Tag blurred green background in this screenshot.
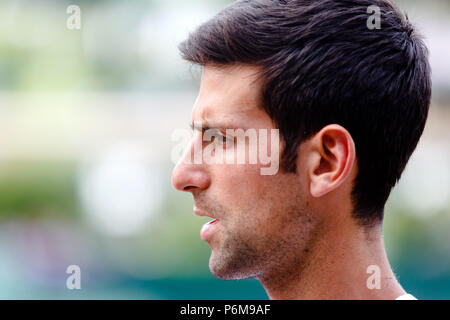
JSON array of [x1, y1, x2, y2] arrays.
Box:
[[0, 0, 449, 299]]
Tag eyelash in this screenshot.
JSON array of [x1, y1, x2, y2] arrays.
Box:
[[189, 124, 232, 144], [214, 132, 230, 144]]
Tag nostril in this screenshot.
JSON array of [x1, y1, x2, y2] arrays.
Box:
[[171, 166, 211, 192]]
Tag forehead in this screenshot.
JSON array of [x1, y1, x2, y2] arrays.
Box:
[[192, 64, 271, 128]]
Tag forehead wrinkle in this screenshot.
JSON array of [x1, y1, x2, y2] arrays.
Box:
[[194, 98, 251, 123], [192, 65, 266, 127]]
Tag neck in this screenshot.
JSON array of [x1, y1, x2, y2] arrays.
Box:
[[258, 219, 406, 300]]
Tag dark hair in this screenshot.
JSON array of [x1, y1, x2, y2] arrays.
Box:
[[178, 0, 432, 225]]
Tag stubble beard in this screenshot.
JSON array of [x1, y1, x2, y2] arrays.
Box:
[[209, 230, 263, 280], [208, 205, 316, 283]]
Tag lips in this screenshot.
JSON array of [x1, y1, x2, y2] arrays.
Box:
[[194, 207, 219, 241], [200, 218, 219, 241]]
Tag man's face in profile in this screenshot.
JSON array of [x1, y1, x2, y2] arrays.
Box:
[[171, 0, 432, 300], [172, 65, 317, 282]]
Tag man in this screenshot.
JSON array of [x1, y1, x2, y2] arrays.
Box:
[[171, 0, 431, 300]]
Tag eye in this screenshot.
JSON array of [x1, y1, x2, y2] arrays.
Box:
[[214, 131, 233, 145], [207, 131, 223, 144], [200, 128, 234, 146], [215, 132, 227, 144]]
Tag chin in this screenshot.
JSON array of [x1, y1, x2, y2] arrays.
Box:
[[209, 253, 256, 281]]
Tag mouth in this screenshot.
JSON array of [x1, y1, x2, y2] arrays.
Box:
[[200, 218, 219, 241], [194, 207, 219, 241]]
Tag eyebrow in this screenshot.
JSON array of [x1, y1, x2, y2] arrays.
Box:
[[190, 121, 244, 132]]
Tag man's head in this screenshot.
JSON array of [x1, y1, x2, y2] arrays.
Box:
[[171, 0, 431, 281]]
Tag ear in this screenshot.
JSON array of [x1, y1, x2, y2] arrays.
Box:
[[308, 124, 356, 198]]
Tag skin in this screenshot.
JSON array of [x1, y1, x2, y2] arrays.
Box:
[[171, 64, 407, 300]]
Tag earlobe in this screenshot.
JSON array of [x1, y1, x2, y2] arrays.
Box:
[[310, 174, 334, 198], [309, 125, 356, 198]]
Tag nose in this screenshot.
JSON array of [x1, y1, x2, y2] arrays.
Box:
[[171, 140, 211, 192]]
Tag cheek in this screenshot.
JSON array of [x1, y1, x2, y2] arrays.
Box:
[[211, 164, 268, 205], [208, 164, 303, 231], [215, 168, 286, 232]]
